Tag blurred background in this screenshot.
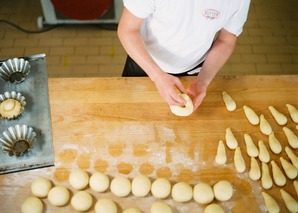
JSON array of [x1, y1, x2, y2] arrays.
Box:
[[0, 0, 297, 78]]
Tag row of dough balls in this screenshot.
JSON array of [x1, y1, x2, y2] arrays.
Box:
[[22, 168, 234, 213]]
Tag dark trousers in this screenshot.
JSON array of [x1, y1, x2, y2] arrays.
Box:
[[122, 55, 203, 77]]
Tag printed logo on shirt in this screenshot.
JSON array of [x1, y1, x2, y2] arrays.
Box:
[[202, 9, 220, 20]]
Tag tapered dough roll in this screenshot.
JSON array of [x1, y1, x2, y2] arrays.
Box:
[[213, 180, 233, 201], [31, 177, 52, 198], [249, 157, 261, 181], [258, 140, 270, 163], [222, 91, 236, 112], [271, 160, 286, 187], [286, 104, 298, 123], [261, 162, 273, 189], [215, 140, 227, 165], [283, 127, 298, 149], [260, 114, 272, 135], [225, 127, 238, 149], [21, 197, 43, 213], [268, 106, 287, 125], [268, 132, 282, 154], [171, 182, 193, 202], [280, 157, 298, 180], [285, 146, 298, 169], [294, 181, 298, 196], [69, 168, 89, 190], [280, 189, 298, 213], [234, 147, 246, 173], [193, 182, 214, 204], [244, 133, 259, 157], [243, 105, 259, 125], [203, 203, 225, 213], [261, 191, 280, 213], [170, 94, 194, 116]]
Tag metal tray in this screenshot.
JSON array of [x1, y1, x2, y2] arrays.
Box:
[[0, 53, 54, 174]]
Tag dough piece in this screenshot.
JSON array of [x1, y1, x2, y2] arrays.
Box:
[[151, 178, 171, 199], [171, 182, 193, 202], [203, 203, 225, 213], [89, 172, 110, 192], [213, 180, 233, 201], [0, 99, 22, 119], [296, 125, 298, 130], [280, 189, 298, 213], [244, 133, 259, 157], [110, 176, 131, 197], [294, 181, 298, 196], [286, 104, 298, 123], [71, 191, 93, 212], [261, 191, 280, 213], [31, 177, 52, 198], [123, 208, 142, 213], [215, 140, 227, 165], [268, 106, 287, 125], [268, 132, 282, 154], [95, 199, 117, 213], [249, 157, 261, 181], [280, 157, 298, 180], [21, 197, 43, 213], [225, 127, 238, 149], [132, 174, 151, 197], [258, 140, 270, 163], [222, 91, 236, 112], [48, 186, 70, 207], [150, 202, 172, 213], [283, 127, 298, 149], [234, 147, 246, 173], [169, 94, 193, 116], [285, 146, 298, 169], [271, 160, 286, 187], [243, 105, 259, 125], [260, 114, 272, 135], [69, 168, 89, 190], [261, 162, 273, 189], [193, 182, 214, 204]]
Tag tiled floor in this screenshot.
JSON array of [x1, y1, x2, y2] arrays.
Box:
[[0, 0, 297, 77]]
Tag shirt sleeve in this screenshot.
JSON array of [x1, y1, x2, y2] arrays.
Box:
[[223, 0, 251, 36], [123, 0, 155, 19]]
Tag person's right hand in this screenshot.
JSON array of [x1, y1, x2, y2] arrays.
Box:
[[153, 72, 186, 106]]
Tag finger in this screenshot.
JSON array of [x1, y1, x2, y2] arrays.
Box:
[[174, 78, 186, 94], [170, 92, 186, 106], [193, 93, 205, 110]]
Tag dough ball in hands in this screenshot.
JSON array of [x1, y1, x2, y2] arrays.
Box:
[[131, 174, 151, 197], [71, 191, 93, 212], [110, 176, 131, 197], [150, 202, 172, 213], [151, 178, 171, 199], [21, 197, 43, 213], [95, 199, 117, 213], [170, 94, 194, 116], [31, 177, 52, 198], [47, 185, 70, 207], [69, 168, 89, 190], [89, 172, 110, 192], [213, 180, 233, 201], [171, 182, 193, 202]]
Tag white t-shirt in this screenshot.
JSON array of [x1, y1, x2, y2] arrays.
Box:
[[123, 0, 250, 74]]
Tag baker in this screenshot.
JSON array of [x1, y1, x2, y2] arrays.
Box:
[[117, 0, 251, 111]]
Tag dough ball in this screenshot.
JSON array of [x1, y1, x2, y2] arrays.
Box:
[[21, 197, 43, 213], [110, 176, 131, 197], [213, 180, 233, 201], [123, 207, 142, 213], [69, 168, 89, 190], [171, 182, 193, 202], [193, 182, 214, 204], [170, 94, 194, 116], [89, 172, 110, 192], [71, 191, 93, 212], [95, 198, 117, 213], [132, 174, 151, 197], [31, 177, 52, 198], [47, 185, 70, 207], [150, 202, 172, 213], [151, 178, 171, 199], [203, 203, 225, 213]]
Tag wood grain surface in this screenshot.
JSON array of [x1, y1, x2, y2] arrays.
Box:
[[0, 75, 297, 213]]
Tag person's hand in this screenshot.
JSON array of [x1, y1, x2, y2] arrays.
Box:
[[186, 78, 207, 110], [153, 72, 187, 106]]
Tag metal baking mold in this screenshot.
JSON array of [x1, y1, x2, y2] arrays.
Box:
[[0, 91, 26, 120], [0, 58, 31, 83], [1, 124, 36, 157]]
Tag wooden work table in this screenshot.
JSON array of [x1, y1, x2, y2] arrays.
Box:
[[0, 75, 297, 212]]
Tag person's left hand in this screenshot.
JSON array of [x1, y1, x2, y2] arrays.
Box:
[[186, 79, 207, 111]]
